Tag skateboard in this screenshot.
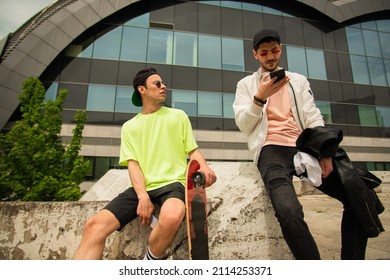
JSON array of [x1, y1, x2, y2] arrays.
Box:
[[185, 159, 209, 260]]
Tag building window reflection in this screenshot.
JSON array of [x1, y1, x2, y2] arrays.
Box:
[[173, 32, 198, 66], [375, 106, 390, 127], [316, 101, 332, 124], [198, 35, 221, 69], [124, 13, 150, 27], [45, 82, 58, 102], [363, 29, 382, 58], [286, 46, 308, 77], [358, 105, 379, 126], [171, 90, 197, 116], [147, 29, 173, 64], [367, 57, 388, 86], [92, 27, 122, 60], [379, 32, 390, 59], [347, 22, 390, 86], [350, 55, 370, 85], [121, 27, 148, 62], [198, 92, 223, 117], [115, 86, 141, 113], [223, 94, 235, 119], [222, 38, 244, 70], [306, 49, 327, 80], [86, 85, 116, 112]]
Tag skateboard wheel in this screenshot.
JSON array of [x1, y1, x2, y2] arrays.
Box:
[[192, 172, 206, 185]]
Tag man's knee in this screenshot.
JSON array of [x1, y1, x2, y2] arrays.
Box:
[[83, 210, 119, 237], [263, 163, 290, 189], [160, 200, 185, 228]]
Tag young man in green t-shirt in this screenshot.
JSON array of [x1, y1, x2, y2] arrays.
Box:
[[74, 68, 216, 260]]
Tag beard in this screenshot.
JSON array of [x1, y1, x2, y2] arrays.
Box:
[[260, 59, 279, 72]]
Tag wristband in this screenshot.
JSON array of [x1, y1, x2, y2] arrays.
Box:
[[253, 99, 264, 107], [253, 95, 267, 104]]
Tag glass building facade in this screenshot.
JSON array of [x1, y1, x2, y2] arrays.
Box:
[[37, 1, 390, 180]]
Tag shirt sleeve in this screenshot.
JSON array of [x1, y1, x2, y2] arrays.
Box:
[[119, 123, 137, 166], [182, 112, 198, 154]]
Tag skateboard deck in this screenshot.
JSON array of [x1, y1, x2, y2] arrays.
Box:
[[185, 159, 209, 260]]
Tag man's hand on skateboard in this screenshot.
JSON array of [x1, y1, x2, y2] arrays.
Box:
[[197, 166, 217, 188]]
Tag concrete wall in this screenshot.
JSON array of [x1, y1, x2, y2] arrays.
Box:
[[0, 162, 388, 260]]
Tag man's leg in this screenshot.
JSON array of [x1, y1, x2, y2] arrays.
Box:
[[73, 209, 120, 259], [147, 197, 185, 258], [258, 145, 320, 259], [319, 172, 368, 259]]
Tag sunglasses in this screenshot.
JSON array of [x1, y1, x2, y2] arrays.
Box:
[[152, 81, 167, 88], [258, 49, 281, 57]]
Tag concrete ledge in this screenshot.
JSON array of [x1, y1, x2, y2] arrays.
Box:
[[1, 162, 388, 260], [0, 162, 293, 260]]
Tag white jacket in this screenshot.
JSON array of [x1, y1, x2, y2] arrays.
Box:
[[233, 69, 325, 164]]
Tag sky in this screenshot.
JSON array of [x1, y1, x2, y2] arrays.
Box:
[[0, 0, 55, 39]]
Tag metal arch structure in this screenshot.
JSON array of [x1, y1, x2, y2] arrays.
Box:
[[0, 0, 143, 130], [297, 0, 390, 24], [0, 0, 389, 131]]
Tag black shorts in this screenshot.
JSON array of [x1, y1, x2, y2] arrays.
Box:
[[104, 181, 185, 230]]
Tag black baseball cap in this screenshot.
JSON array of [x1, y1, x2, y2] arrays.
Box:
[[253, 29, 281, 50], [132, 68, 158, 107]]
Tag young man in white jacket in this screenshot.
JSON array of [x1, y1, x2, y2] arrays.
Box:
[[233, 29, 368, 259]]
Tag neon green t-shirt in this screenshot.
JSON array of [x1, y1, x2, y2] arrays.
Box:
[[119, 107, 198, 191]]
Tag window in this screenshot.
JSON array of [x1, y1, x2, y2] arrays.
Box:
[[80, 44, 93, 58], [385, 59, 390, 85], [198, 0, 220, 6], [115, 86, 141, 113], [347, 21, 390, 86], [171, 90, 197, 116], [346, 27, 365, 55], [358, 105, 378, 126], [147, 29, 173, 64], [86, 85, 116, 112], [222, 38, 244, 70], [67, 43, 93, 58], [316, 101, 332, 124], [173, 32, 197, 66], [376, 106, 390, 127], [121, 27, 148, 62], [45, 82, 58, 102], [286, 47, 327, 80], [361, 21, 377, 31], [363, 30, 382, 58], [220, 1, 242, 9], [367, 57, 387, 86], [286, 46, 308, 77], [92, 27, 122, 60], [262, 6, 283, 16], [124, 13, 150, 28], [242, 3, 262, 12], [350, 55, 370, 85], [306, 49, 327, 80], [223, 94, 235, 118], [377, 19, 390, 32], [379, 32, 390, 59], [198, 35, 221, 69], [198, 92, 222, 117]]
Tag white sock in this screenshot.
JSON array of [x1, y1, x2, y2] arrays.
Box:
[[143, 246, 160, 260]]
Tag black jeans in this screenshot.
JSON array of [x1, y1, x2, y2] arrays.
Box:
[[257, 145, 368, 260]]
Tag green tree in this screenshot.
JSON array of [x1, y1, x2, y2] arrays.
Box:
[[0, 77, 90, 201]]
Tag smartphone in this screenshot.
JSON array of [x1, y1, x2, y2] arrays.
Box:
[[150, 214, 158, 229], [270, 68, 286, 83]]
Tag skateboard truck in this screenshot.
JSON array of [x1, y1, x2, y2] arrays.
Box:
[[192, 172, 205, 188]]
